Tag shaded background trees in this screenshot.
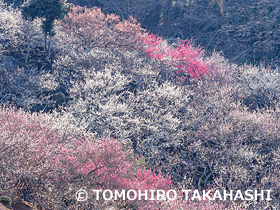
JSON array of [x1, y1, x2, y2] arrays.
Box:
[[28, 0, 278, 67]]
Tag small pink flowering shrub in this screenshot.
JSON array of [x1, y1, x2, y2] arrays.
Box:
[[57, 5, 143, 51], [138, 33, 209, 80]]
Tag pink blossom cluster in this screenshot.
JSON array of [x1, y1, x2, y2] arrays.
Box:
[[0, 108, 173, 208], [138, 33, 209, 80]]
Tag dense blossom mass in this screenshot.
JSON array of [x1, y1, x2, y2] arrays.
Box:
[[0, 1, 279, 209]]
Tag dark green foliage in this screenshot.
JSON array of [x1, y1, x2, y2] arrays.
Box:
[[0, 196, 11, 208], [22, 0, 71, 35], [21, 0, 71, 51], [52, 92, 66, 105]]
